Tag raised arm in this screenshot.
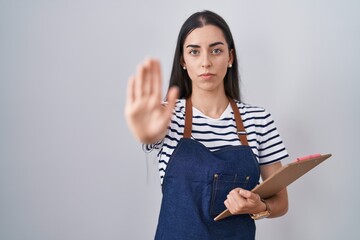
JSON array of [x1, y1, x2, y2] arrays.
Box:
[[124, 58, 179, 144]]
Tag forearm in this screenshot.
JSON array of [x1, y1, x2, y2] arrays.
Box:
[[258, 162, 289, 218], [265, 188, 288, 218]]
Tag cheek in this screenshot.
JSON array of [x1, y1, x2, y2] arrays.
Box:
[[218, 60, 230, 73], [186, 68, 197, 81], [183, 56, 194, 67]]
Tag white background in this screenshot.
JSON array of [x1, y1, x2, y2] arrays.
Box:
[[1, 0, 359, 239]]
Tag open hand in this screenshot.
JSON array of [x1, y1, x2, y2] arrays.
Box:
[[125, 59, 179, 143]]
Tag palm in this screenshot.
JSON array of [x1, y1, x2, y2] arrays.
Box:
[[125, 59, 179, 143]]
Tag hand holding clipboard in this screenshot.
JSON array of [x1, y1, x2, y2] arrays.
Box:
[[214, 153, 332, 221]]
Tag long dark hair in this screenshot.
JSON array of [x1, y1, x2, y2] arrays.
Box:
[[168, 10, 241, 101]]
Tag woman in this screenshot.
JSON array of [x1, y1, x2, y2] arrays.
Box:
[[125, 10, 288, 240]]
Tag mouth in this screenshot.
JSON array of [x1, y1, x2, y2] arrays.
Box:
[[199, 73, 215, 80]]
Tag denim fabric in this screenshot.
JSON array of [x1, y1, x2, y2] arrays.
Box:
[[155, 138, 260, 240]]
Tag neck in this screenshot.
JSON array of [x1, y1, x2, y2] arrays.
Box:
[[191, 92, 229, 119]]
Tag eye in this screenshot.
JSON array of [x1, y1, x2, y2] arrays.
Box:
[[211, 48, 223, 55], [189, 49, 200, 55]]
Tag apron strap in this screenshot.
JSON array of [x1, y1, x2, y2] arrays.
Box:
[[229, 98, 249, 146], [183, 97, 193, 139], [184, 97, 249, 146]]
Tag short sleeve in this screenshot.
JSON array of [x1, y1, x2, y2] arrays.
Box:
[[257, 110, 289, 165]]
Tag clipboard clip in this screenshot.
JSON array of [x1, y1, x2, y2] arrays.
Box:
[[295, 154, 322, 162]]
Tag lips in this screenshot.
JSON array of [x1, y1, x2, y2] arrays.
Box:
[[199, 73, 215, 80]]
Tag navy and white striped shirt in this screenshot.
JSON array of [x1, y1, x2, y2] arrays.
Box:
[[146, 99, 288, 184]]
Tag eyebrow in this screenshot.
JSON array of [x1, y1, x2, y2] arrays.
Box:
[[186, 41, 225, 48]]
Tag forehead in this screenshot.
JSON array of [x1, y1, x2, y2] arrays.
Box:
[[184, 25, 227, 46]]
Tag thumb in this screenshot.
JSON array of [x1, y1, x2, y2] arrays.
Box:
[[238, 188, 254, 199], [166, 86, 179, 112]]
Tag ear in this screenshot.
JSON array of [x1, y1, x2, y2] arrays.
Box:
[[228, 49, 234, 65], [180, 55, 186, 69]]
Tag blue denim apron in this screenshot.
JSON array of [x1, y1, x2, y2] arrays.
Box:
[[155, 98, 260, 240]]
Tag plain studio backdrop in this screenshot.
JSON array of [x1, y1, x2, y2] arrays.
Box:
[[1, 0, 359, 239]]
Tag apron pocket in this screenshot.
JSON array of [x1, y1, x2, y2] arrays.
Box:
[[209, 173, 251, 217]]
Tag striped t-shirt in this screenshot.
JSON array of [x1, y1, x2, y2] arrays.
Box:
[[146, 99, 289, 184]]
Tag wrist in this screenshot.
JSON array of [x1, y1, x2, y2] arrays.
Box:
[[260, 199, 267, 212], [250, 199, 271, 220], [251, 199, 267, 214]]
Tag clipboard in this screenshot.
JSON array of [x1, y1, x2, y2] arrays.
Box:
[[214, 153, 332, 221]]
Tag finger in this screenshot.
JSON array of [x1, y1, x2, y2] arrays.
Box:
[[142, 59, 152, 97], [165, 86, 179, 116], [229, 188, 248, 207], [239, 189, 259, 202], [229, 188, 243, 199], [228, 190, 241, 203], [167, 86, 179, 103], [126, 75, 136, 105], [224, 199, 231, 210], [238, 188, 252, 199], [225, 192, 242, 214], [151, 59, 162, 101], [224, 196, 235, 212], [134, 62, 145, 99], [159, 87, 178, 127]]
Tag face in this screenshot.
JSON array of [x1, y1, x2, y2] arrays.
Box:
[[182, 25, 233, 95]]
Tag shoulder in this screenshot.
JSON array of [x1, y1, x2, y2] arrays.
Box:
[[233, 100, 272, 121], [233, 101, 289, 164]]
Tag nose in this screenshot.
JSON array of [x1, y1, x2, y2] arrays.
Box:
[[201, 53, 211, 68]]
